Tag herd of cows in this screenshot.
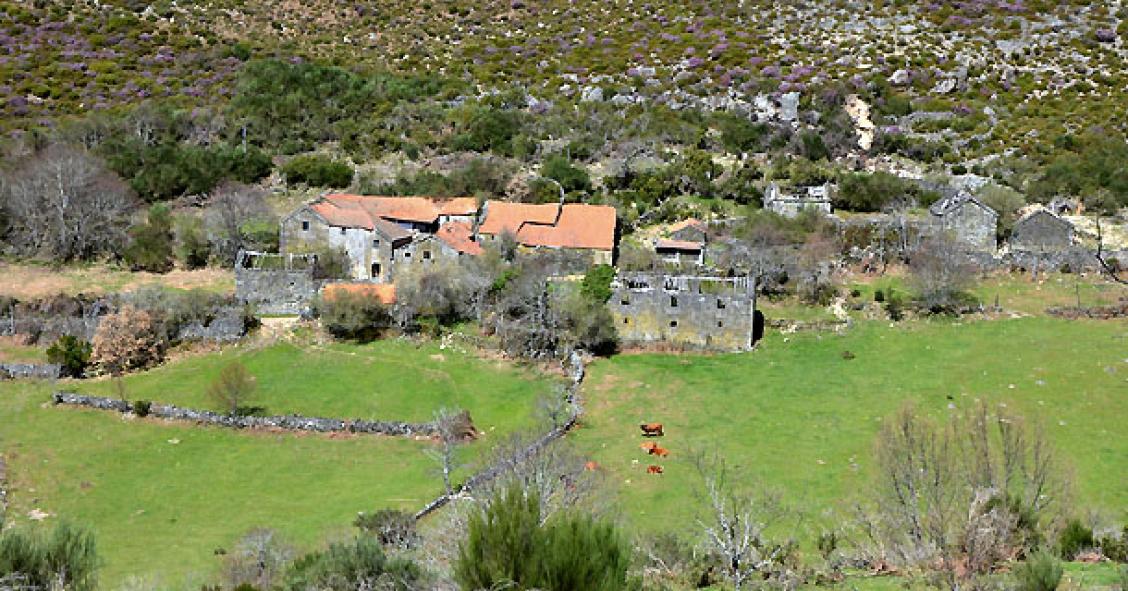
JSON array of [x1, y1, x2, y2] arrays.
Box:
[[640, 422, 667, 475]]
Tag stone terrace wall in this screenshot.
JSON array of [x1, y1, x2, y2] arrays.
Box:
[[609, 274, 758, 351], [53, 392, 438, 437], [234, 250, 319, 315], [0, 363, 60, 380]]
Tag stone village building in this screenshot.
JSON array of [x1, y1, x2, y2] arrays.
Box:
[[475, 200, 618, 266], [609, 274, 761, 351], [654, 218, 708, 266], [1010, 206, 1074, 252], [764, 182, 834, 218], [928, 191, 998, 251]]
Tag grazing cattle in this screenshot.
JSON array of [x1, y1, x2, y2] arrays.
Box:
[[584, 461, 599, 471], [639, 441, 658, 452], [649, 446, 670, 457], [640, 423, 664, 437], [646, 465, 664, 475]]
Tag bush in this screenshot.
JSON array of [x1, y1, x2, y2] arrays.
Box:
[[454, 483, 631, 591], [0, 522, 98, 591], [1014, 550, 1063, 591], [283, 536, 420, 591], [207, 362, 258, 416], [310, 247, 352, 281], [1058, 519, 1094, 560], [45, 335, 92, 378], [540, 155, 592, 195], [835, 171, 917, 212], [450, 108, 523, 156], [124, 203, 175, 273], [282, 155, 353, 188], [131, 399, 152, 417], [315, 291, 391, 341], [1099, 527, 1128, 563], [580, 264, 615, 304], [89, 305, 166, 375], [353, 509, 419, 550]]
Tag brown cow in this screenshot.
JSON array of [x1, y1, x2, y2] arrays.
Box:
[[646, 465, 664, 475], [584, 461, 599, 472], [639, 441, 658, 452], [640, 423, 664, 437], [649, 446, 670, 458]]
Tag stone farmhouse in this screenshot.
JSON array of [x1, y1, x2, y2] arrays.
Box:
[[764, 182, 834, 218], [928, 191, 998, 251], [476, 200, 618, 266], [654, 218, 708, 266], [1011, 207, 1074, 252], [610, 274, 761, 351], [280, 194, 482, 283]]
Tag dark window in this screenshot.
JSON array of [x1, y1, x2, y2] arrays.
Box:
[[670, 296, 678, 307], [623, 318, 629, 325], [717, 321, 724, 328], [669, 320, 678, 328], [371, 263, 381, 277], [339, 227, 346, 235], [372, 239, 380, 248], [301, 221, 310, 231], [403, 252, 411, 259], [620, 298, 629, 306], [423, 250, 431, 260], [717, 298, 726, 309]]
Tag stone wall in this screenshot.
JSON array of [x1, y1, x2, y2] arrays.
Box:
[[175, 306, 248, 342], [234, 251, 319, 315], [1011, 210, 1073, 252], [935, 201, 997, 252], [609, 274, 758, 351], [0, 363, 61, 380], [52, 392, 439, 437]]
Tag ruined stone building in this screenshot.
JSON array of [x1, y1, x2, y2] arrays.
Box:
[[928, 191, 998, 251], [764, 182, 834, 218], [1010, 207, 1074, 252], [476, 200, 618, 266], [280, 194, 481, 283], [609, 274, 760, 351], [234, 251, 319, 315], [654, 218, 708, 266]]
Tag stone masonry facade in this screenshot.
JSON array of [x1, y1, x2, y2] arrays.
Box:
[[609, 274, 758, 351]]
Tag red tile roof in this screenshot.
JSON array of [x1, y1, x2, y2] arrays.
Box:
[[312, 194, 478, 228], [655, 239, 703, 251], [478, 201, 617, 251], [321, 283, 397, 305], [436, 221, 483, 256]]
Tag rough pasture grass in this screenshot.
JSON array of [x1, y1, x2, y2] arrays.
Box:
[[0, 262, 234, 299], [0, 339, 556, 588], [574, 317, 1128, 540]]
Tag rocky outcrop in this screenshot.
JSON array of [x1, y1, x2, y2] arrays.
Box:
[[0, 363, 61, 380]]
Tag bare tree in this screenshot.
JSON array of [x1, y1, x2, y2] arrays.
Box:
[[426, 407, 469, 497], [223, 528, 294, 591], [89, 306, 165, 376], [1093, 216, 1127, 285], [909, 235, 977, 313], [693, 453, 789, 590], [203, 182, 275, 264], [0, 144, 134, 260]]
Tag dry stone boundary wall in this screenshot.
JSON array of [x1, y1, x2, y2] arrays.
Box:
[[52, 392, 439, 437], [414, 350, 586, 520]]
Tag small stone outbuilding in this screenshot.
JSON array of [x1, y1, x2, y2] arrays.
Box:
[[929, 192, 998, 251], [764, 183, 833, 218], [1010, 207, 1073, 252]]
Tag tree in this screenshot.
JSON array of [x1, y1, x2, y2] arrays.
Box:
[[694, 454, 789, 590], [203, 183, 276, 264], [835, 171, 917, 212], [0, 144, 134, 261], [579, 264, 615, 304], [123, 203, 175, 272], [284, 536, 421, 591], [908, 236, 978, 313], [207, 362, 258, 416], [353, 510, 420, 551], [224, 529, 294, 591], [315, 290, 391, 341], [175, 215, 210, 269], [539, 155, 591, 195], [89, 306, 165, 375], [425, 407, 470, 497], [281, 155, 354, 188], [45, 335, 92, 379], [976, 184, 1027, 239]]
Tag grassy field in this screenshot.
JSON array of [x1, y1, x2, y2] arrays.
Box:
[[0, 338, 557, 588], [574, 317, 1128, 541], [0, 262, 234, 299]]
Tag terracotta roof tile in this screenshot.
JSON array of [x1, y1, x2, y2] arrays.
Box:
[[655, 239, 703, 251], [512, 203, 617, 251], [318, 194, 477, 226], [321, 283, 396, 305], [436, 221, 483, 255], [477, 201, 561, 236]]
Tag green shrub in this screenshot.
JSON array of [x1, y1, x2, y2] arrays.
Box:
[[540, 154, 592, 195], [1099, 527, 1128, 563], [0, 522, 98, 591], [283, 536, 420, 591], [282, 155, 353, 188], [315, 291, 391, 341], [124, 204, 175, 273], [835, 171, 917, 212], [45, 335, 92, 378], [580, 264, 615, 304], [450, 108, 523, 156], [1059, 519, 1094, 559], [132, 399, 152, 417], [454, 483, 631, 591], [1014, 550, 1063, 591], [353, 509, 419, 550]]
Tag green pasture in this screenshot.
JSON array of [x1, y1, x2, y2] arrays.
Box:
[[0, 338, 557, 588], [574, 317, 1128, 538]]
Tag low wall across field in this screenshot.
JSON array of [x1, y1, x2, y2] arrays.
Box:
[[0, 363, 61, 380], [52, 392, 439, 438]]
